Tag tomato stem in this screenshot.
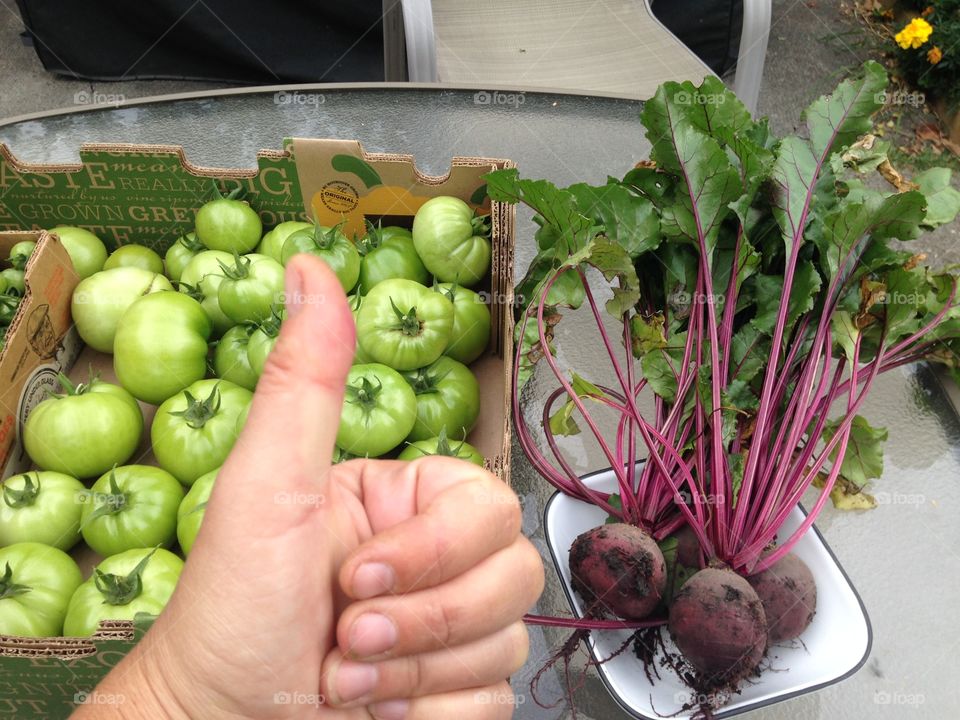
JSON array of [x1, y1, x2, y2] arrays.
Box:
[[94, 549, 156, 606], [2, 474, 40, 509], [168, 384, 223, 429], [0, 563, 31, 599], [345, 375, 382, 412]]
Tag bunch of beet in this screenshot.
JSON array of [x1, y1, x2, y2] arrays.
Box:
[[494, 62, 960, 714]]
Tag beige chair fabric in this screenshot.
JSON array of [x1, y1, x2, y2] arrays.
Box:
[[431, 0, 714, 99]]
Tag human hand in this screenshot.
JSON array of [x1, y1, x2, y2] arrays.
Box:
[[77, 255, 543, 719]]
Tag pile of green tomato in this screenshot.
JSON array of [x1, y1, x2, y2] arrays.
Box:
[[0, 240, 35, 349], [0, 193, 494, 638]]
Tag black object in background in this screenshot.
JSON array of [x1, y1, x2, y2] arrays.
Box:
[[15, 0, 385, 83], [651, 0, 743, 76]]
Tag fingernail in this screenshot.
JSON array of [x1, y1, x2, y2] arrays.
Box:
[[353, 563, 395, 599], [349, 613, 397, 657], [331, 661, 379, 704], [370, 699, 409, 719], [285, 265, 304, 318]]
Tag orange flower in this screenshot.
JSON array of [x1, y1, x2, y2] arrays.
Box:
[[895, 17, 934, 49], [928, 45, 943, 64], [921, 6, 934, 17]]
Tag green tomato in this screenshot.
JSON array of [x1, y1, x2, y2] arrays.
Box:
[[63, 548, 183, 637], [178, 250, 235, 336], [401, 356, 480, 441], [399, 430, 485, 466], [71, 267, 173, 353], [213, 324, 259, 391], [0, 275, 8, 295], [257, 221, 312, 263], [163, 232, 203, 282], [1, 268, 25, 295], [412, 197, 491, 286], [281, 223, 360, 292], [8, 240, 36, 270], [217, 253, 285, 324], [23, 374, 143, 479], [356, 279, 454, 371], [434, 283, 491, 364], [0, 472, 85, 551], [103, 245, 164, 274], [247, 311, 282, 377], [0, 543, 82, 637], [357, 223, 429, 292], [80, 466, 184, 557], [194, 198, 262, 253], [177, 468, 217, 556], [113, 291, 212, 404], [0, 293, 20, 325], [151, 379, 252, 485], [51, 226, 108, 279], [338, 363, 417, 457]]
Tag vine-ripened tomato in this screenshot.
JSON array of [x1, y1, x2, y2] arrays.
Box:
[[72, 267, 173, 353], [434, 282, 491, 364], [257, 221, 312, 263], [357, 222, 429, 292], [51, 225, 108, 279], [398, 429, 485, 466], [164, 232, 204, 282], [151, 379, 252, 485], [23, 374, 143, 479], [213, 324, 259, 391], [0, 543, 83, 637], [177, 467, 217, 555], [178, 249, 235, 336], [401, 356, 480, 441], [113, 291, 212, 404], [80, 465, 184, 557], [194, 197, 262, 253], [412, 197, 491, 286], [355, 279, 454, 371], [103, 245, 164, 274], [337, 363, 417, 457], [0, 471, 85, 551], [281, 223, 360, 292], [217, 252, 285, 324], [63, 548, 183, 637]]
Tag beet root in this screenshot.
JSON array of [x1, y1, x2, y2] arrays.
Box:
[[747, 552, 817, 643], [569, 523, 666, 620], [668, 567, 767, 687]]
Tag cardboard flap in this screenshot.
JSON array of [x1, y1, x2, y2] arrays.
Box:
[[286, 137, 506, 239]]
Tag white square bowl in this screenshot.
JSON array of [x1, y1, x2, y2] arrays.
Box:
[[542, 467, 872, 719]]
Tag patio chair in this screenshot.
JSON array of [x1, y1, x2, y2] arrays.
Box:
[[391, 0, 771, 112]]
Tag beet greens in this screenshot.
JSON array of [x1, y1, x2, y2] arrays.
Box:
[[488, 60, 960, 576]]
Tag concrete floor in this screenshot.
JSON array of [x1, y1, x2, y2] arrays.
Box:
[[0, 0, 956, 256]]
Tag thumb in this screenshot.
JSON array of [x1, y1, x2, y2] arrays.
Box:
[[216, 255, 355, 515]]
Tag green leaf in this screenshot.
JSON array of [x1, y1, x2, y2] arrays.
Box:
[[823, 415, 887, 489], [565, 237, 640, 317], [748, 262, 821, 335], [630, 313, 667, 357], [641, 82, 742, 258], [641, 333, 687, 402], [548, 400, 580, 437], [604, 494, 622, 524], [803, 60, 887, 159], [513, 309, 559, 390], [913, 168, 960, 230], [831, 310, 860, 362], [566, 182, 660, 258]]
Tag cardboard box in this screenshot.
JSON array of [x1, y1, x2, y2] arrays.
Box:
[[0, 230, 82, 477], [0, 139, 515, 718]]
